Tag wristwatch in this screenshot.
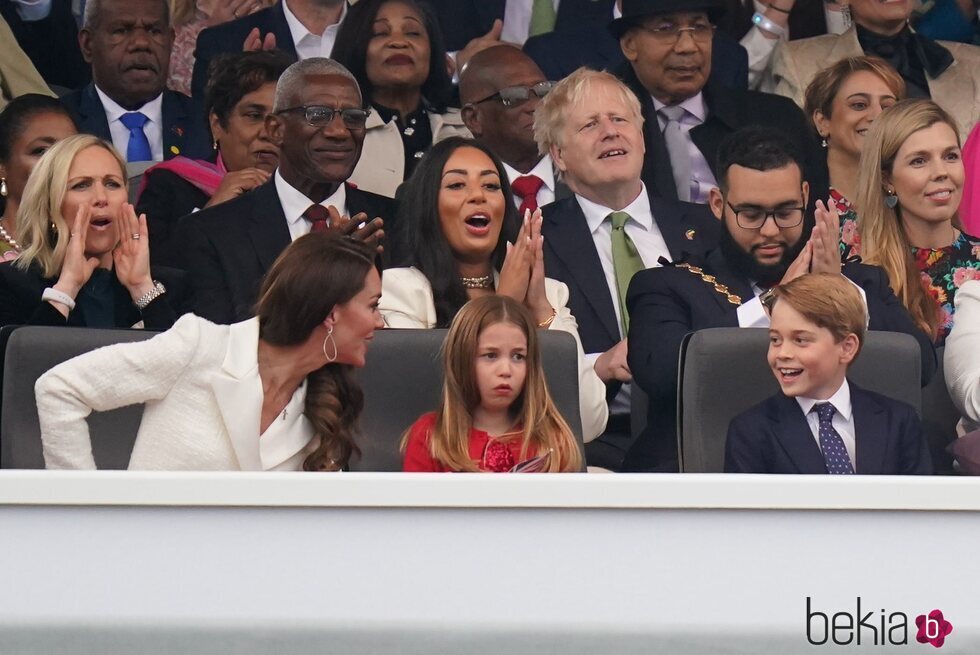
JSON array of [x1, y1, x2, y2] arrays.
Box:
[[134, 281, 167, 310]]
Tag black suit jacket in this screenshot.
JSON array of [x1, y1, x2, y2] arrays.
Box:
[[0, 261, 186, 329], [542, 188, 719, 360], [623, 247, 938, 471], [620, 67, 828, 211], [429, 0, 614, 52], [525, 26, 748, 91], [136, 168, 211, 269], [179, 179, 395, 324], [725, 382, 932, 474], [60, 83, 211, 160], [191, 2, 298, 100]]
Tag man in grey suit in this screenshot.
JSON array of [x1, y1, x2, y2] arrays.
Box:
[[460, 46, 572, 215]]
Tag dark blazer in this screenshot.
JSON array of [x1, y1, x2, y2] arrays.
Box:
[[179, 179, 395, 324], [0, 0, 89, 91], [137, 167, 211, 269], [542, 188, 719, 359], [525, 27, 749, 91], [60, 83, 211, 160], [725, 382, 932, 474], [623, 247, 939, 472], [191, 2, 298, 100], [0, 261, 185, 329], [429, 0, 614, 52], [620, 66, 828, 211]]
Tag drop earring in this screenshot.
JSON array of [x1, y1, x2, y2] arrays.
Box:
[[0, 177, 7, 197], [820, 136, 827, 148], [322, 326, 338, 363], [884, 188, 898, 209]]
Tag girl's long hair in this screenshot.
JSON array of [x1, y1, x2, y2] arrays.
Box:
[[404, 295, 581, 472], [854, 99, 956, 339], [256, 232, 377, 471]]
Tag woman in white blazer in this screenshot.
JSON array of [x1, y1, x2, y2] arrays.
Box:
[[945, 279, 980, 433], [36, 233, 384, 471], [331, 0, 471, 198], [380, 137, 608, 441]]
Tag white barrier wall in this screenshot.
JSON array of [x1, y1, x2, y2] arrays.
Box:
[[1, 472, 978, 654]]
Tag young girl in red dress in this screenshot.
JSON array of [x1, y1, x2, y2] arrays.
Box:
[[402, 295, 582, 472]]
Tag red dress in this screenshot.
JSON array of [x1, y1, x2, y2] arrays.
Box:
[[402, 412, 534, 472]]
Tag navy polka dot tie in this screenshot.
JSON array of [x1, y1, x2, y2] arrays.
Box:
[[814, 402, 853, 474]]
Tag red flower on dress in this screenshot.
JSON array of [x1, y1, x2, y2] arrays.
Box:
[[482, 440, 515, 472], [915, 609, 953, 648]]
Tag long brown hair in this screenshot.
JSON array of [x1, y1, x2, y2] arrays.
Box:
[[854, 99, 957, 339], [405, 295, 582, 472], [255, 232, 376, 471]]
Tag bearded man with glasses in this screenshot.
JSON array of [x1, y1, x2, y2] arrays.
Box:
[[180, 57, 394, 324], [612, 0, 826, 212], [623, 126, 937, 472]]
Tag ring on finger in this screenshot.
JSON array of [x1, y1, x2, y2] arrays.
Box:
[[131, 233, 141, 240]]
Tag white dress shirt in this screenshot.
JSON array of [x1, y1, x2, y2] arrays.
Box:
[[651, 92, 717, 204], [11, 0, 52, 21], [501, 0, 561, 44], [796, 378, 857, 470], [95, 86, 164, 162], [274, 170, 349, 242], [503, 154, 557, 210], [282, 0, 347, 60]]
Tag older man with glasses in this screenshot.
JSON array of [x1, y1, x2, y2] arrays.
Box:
[[613, 0, 826, 212], [623, 125, 937, 472], [179, 57, 394, 324]]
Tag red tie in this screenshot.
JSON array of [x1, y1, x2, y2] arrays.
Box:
[[303, 204, 330, 233], [511, 174, 544, 216]]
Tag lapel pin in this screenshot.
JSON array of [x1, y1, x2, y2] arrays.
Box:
[[170, 146, 180, 156], [172, 126, 184, 137], [685, 229, 696, 240]]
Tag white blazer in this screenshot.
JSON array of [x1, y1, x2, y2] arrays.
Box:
[[348, 108, 472, 198], [379, 266, 609, 442], [35, 314, 316, 470], [945, 280, 980, 433]]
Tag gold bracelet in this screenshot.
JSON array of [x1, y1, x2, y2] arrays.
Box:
[[538, 308, 557, 328]]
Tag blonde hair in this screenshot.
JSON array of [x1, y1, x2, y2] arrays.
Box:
[[770, 273, 866, 359], [169, 0, 194, 27], [803, 56, 906, 132], [533, 67, 644, 156], [854, 99, 957, 339], [403, 295, 582, 472], [15, 135, 127, 279]]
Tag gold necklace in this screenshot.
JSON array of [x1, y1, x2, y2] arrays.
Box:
[[460, 274, 493, 289], [675, 263, 742, 305]]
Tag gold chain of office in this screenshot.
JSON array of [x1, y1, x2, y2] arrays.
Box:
[[675, 263, 742, 306]]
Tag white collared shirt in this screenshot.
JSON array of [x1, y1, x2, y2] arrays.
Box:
[[796, 378, 857, 471], [94, 86, 164, 162], [274, 170, 349, 242], [503, 155, 557, 211], [281, 0, 347, 60], [651, 92, 717, 204], [501, 0, 561, 44]]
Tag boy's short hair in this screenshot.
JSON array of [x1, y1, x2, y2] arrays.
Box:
[[768, 273, 867, 353]]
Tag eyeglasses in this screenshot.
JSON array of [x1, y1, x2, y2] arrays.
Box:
[[473, 81, 556, 108], [275, 105, 371, 129], [637, 22, 716, 44], [726, 201, 805, 230]]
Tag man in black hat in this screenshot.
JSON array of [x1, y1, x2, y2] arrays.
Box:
[[610, 0, 827, 209]]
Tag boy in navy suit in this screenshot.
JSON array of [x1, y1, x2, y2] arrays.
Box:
[[725, 273, 932, 475]]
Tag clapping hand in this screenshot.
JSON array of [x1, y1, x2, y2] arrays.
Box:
[[113, 203, 155, 300], [810, 199, 842, 275], [524, 209, 555, 324], [325, 205, 385, 253], [242, 27, 277, 52], [497, 211, 533, 303], [205, 168, 271, 207]]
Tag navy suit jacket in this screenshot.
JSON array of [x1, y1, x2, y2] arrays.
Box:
[[60, 83, 210, 160], [525, 26, 748, 91], [191, 2, 299, 100], [429, 0, 613, 52], [725, 382, 932, 474], [619, 66, 828, 213], [179, 179, 395, 324], [623, 247, 939, 472], [542, 188, 719, 358]]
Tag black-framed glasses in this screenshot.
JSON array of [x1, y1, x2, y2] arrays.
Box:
[[637, 22, 716, 44], [726, 201, 805, 230], [276, 105, 371, 129], [473, 81, 556, 107]]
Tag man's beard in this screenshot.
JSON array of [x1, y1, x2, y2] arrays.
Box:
[[718, 221, 806, 287]]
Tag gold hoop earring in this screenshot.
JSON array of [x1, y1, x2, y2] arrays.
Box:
[[322, 326, 338, 363]]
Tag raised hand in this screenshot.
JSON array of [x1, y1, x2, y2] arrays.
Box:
[[53, 203, 101, 299], [209, 0, 267, 27], [524, 209, 554, 324], [205, 168, 271, 207], [496, 213, 533, 303], [811, 199, 843, 275], [456, 19, 509, 73], [113, 203, 155, 300], [242, 27, 277, 52], [780, 239, 812, 285], [326, 205, 385, 253]]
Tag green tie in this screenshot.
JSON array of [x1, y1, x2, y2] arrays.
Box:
[[610, 211, 645, 334], [529, 0, 557, 37]]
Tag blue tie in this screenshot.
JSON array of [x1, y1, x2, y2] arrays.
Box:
[[119, 112, 152, 162], [814, 403, 854, 474]]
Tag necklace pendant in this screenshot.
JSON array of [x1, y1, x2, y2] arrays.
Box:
[[281, 408, 288, 421]]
